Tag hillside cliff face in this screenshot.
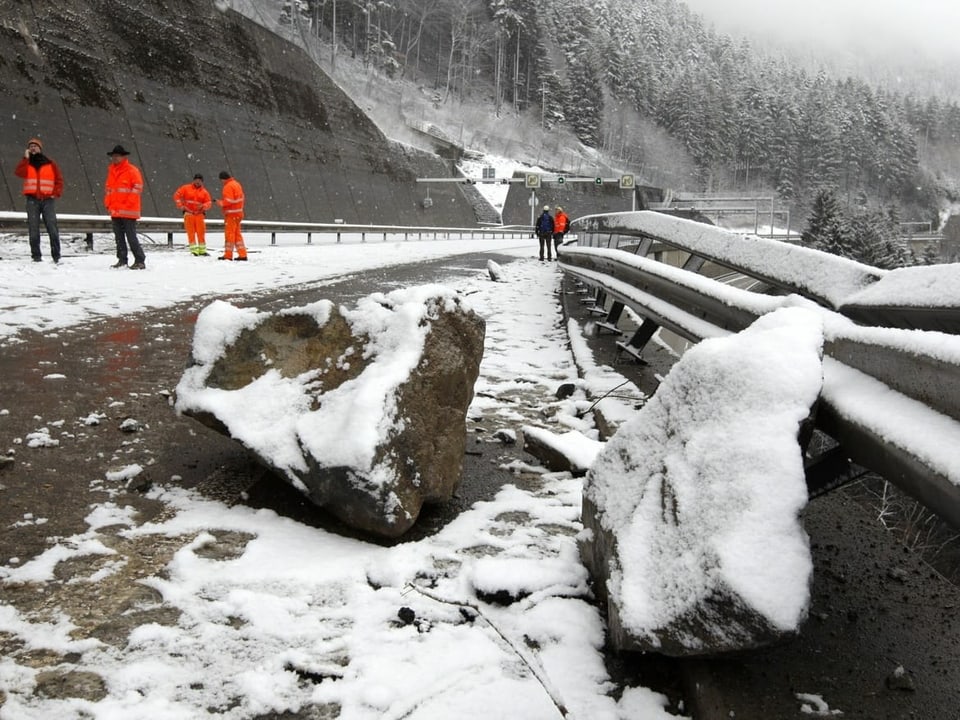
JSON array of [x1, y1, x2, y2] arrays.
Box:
[[0, 0, 469, 225]]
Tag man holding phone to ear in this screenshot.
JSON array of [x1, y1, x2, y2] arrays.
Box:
[[14, 137, 64, 263]]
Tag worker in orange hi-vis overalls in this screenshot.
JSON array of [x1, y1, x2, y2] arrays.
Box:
[[216, 170, 248, 261], [173, 173, 212, 256]]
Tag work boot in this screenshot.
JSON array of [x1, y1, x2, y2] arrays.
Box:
[[129, 262, 146, 270], [218, 256, 232, 261], [111, 261, 127, 268], [235, 257, 248, 261]]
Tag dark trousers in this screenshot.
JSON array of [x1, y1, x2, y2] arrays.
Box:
[[538, 232, 553, 260], [111, 217, 146, 264], [26, 196, 61, 261], [553, 231, 566, 253]]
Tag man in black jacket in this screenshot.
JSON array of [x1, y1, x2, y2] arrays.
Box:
[[534, 205, 554, 261]]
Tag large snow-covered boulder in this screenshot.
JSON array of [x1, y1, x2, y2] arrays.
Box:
[[175, 286, 485, 539], [580, 307, 825, 656]]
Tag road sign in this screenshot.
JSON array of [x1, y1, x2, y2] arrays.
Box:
[[619, 174, 635, 189], [525, 173, 541, 189]]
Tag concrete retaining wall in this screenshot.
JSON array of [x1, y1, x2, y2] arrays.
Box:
[[0, 1, 469, 226]]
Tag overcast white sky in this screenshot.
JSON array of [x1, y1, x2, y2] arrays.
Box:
[[682, 0, 960, 65]]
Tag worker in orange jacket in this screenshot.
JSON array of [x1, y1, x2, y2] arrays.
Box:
[[104, 144, 146, 269], [14, 137, 64, 263], [553, 205, 570, 255], [216, 170, 248, 261], [174, 174, 213, 256]]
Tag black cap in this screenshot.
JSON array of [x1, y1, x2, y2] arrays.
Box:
[[107, 144, 130, 156], [218, 171, 231, 180], [193, 173, 204, 180]]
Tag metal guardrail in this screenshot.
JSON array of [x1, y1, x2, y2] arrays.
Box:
[[564, 211, 960, 529], [0, 211, 532, 245], [575, 211, 960, 333]]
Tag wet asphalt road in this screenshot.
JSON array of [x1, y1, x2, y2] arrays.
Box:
[[0, 253, 520, 556], [1, 253, 959, 719]]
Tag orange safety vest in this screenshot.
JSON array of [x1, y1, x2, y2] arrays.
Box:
[[174, 183, 212, 215], [17, 158, 62, 199], [104, 158, 143, 220], [219, 178, 244, 217]]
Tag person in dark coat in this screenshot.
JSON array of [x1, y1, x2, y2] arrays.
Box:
[[534, 205, 555, 261]]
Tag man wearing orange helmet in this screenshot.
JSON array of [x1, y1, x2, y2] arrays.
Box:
[[14, 137, 64, 263]]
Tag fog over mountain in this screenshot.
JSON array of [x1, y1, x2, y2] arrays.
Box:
[[683, 0, 960, 95]]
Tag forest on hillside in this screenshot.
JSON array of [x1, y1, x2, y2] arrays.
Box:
[[278, 0, 960, 234]]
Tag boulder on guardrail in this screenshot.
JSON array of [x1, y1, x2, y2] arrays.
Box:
[[838, 263, 960, 334], [580, 307, 825, 656], [578, 211, 886, 310], [174, 287, 485, 539]]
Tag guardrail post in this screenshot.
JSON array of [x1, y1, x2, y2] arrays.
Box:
[[0, 215, 549, 250], [616, 318, 660, 363]]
